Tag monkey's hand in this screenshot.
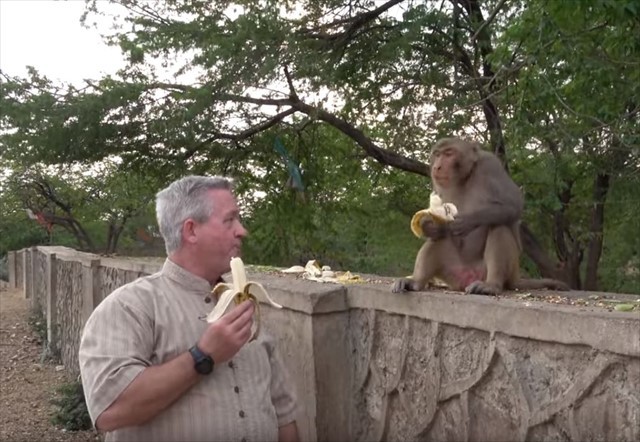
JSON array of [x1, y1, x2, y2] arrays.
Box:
[[208, 257, 282, 341], [420, 218, 448, 240], [447, 217, 478, 237], [410, 193, 458, 239]]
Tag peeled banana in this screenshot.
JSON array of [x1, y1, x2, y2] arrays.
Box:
[[410, 192, 458, 238], [207, 257, 282, 341]]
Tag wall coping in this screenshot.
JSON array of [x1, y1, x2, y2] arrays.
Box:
[[22, 247, 640, 358], [249, 273, 640, 358]]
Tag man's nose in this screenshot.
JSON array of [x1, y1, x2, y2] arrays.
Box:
[[236, 224, 248, 237]]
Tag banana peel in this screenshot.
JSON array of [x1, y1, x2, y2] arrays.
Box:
[[207, 257, 282, 341], [410, 192, 458, 238]]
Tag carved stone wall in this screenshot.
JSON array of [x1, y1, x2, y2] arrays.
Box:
[[256, 273, 640, 442], [348, 311, 639, 442], [33, 250, 47, 314], [55, 258, 84, 377], [12, 247, 640, 442], [98, 266, 155, 304], [15, 250, 23, 289], [23, 250, 31, 299]]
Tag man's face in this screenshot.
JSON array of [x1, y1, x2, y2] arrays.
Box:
[[193, 189, 248, 277]]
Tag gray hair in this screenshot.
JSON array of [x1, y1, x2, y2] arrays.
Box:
[[156, 175, 234, 254]]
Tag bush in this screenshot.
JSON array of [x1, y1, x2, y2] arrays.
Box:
[[50, 381, 92, 431]]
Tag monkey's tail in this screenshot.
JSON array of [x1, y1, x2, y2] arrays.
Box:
[[512, 278, 570, 291]]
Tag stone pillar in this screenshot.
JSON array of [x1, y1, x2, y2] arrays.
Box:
[[312, 311, 353, 442], [46, 253, 58, 353], [22, 248, 31, 299], [258, 278, 351, 442], [30, 247, 38, 310], [8, 251, 17, 289], [81, 259, 101, 325]]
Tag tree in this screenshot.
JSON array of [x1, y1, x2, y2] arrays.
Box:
[[1, 0, 638, 291], [0, 161, 163, 254], [492, 0, 640, 289]]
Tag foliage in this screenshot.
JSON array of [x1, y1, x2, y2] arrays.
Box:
[[1, 0, 639, 292], [0, 159, 166, 255], [50, 381, 92, 432]]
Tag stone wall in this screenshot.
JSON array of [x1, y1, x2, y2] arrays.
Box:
[[55, 256, 85, 371], [7, 247, 640, 442]]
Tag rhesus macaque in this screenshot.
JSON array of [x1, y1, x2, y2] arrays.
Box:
[[392, 137, 569, 296]]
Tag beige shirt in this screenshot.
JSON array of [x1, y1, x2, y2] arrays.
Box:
[[79, 259, 297, 442]]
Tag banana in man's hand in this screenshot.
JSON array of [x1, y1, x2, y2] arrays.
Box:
[[207, 257, 282, 341]]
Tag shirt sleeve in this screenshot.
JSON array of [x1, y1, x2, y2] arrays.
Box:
[[262, 333, 298, 427], [78, 288, 154, 426]]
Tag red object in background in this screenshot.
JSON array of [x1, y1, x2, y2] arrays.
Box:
[[35, 212, 53, 233]]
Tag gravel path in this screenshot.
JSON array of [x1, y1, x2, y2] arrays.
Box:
[[0, 287, 100, 442]]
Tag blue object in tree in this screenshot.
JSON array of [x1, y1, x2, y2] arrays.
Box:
[[274, 137, 304, 192]]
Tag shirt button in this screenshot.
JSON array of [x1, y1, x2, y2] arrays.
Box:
[[228, 361, 234, 368], [204, 296, 212, 304], [241, 438, 247, 442], [234, 386, 240, 394], [239, 410, 246, 418]]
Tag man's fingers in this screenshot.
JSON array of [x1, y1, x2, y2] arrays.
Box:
[[232, 302, 255, 329], [218, 299, 253, 323]]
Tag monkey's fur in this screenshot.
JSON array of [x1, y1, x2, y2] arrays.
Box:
[[392, 138, 568, 295]]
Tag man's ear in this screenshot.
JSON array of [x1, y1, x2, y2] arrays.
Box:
[[182, 219, 198, 245]]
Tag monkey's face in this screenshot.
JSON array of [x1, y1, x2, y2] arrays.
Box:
[[430, 146, 458, 188]]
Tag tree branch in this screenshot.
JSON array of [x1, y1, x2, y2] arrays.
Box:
[[204, 108, 297, 142], [470, 0, 509, 41], [298, 0, 403, 43], [290, 100, 429, 176]]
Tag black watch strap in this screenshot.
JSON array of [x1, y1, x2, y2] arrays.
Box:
[[189, 344, 214, 375]]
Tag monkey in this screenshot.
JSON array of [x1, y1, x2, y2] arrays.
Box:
[[392, 137, 569, 296]]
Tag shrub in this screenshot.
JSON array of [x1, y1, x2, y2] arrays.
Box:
[[50, 381, 92, 431]]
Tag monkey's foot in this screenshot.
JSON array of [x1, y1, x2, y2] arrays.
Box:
[[465, 280, 501, 296], [391, 278, 424, 293]]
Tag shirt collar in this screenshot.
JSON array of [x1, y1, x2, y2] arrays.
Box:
[[161, 258, 221, 294]]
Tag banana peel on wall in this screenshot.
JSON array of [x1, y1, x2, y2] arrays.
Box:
[[410, 192, 458, 238], [281, 259, 363, 284]]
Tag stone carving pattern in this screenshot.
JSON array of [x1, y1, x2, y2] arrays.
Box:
[[350, 310, 639, 442], [34, 251, 47, 315], [55, 260, 84, 377], [99, 267, 151, 301]]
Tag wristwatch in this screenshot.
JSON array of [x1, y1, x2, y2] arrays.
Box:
[[189, 345, 214, 375]]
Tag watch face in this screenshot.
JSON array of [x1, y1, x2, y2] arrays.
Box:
[[190, 345, 214, 375], [196, 357, 213, 374]]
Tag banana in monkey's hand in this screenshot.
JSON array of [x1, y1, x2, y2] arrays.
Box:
[[410, 192, 458, 238], [207, 257, 282, 341]]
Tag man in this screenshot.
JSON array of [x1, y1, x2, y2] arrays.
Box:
[[79, 175, 299, 442]]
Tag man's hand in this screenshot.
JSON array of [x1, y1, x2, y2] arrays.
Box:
[[278, 421, 299, 442], [198, 300, 254, 362]]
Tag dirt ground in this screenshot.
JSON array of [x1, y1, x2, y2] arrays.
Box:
[[0, 287, 100, 442]]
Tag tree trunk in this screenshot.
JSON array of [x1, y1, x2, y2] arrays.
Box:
[[584, 173, 610, 290], [105, 224, 124, 255], [519, 223, 565, 281]]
